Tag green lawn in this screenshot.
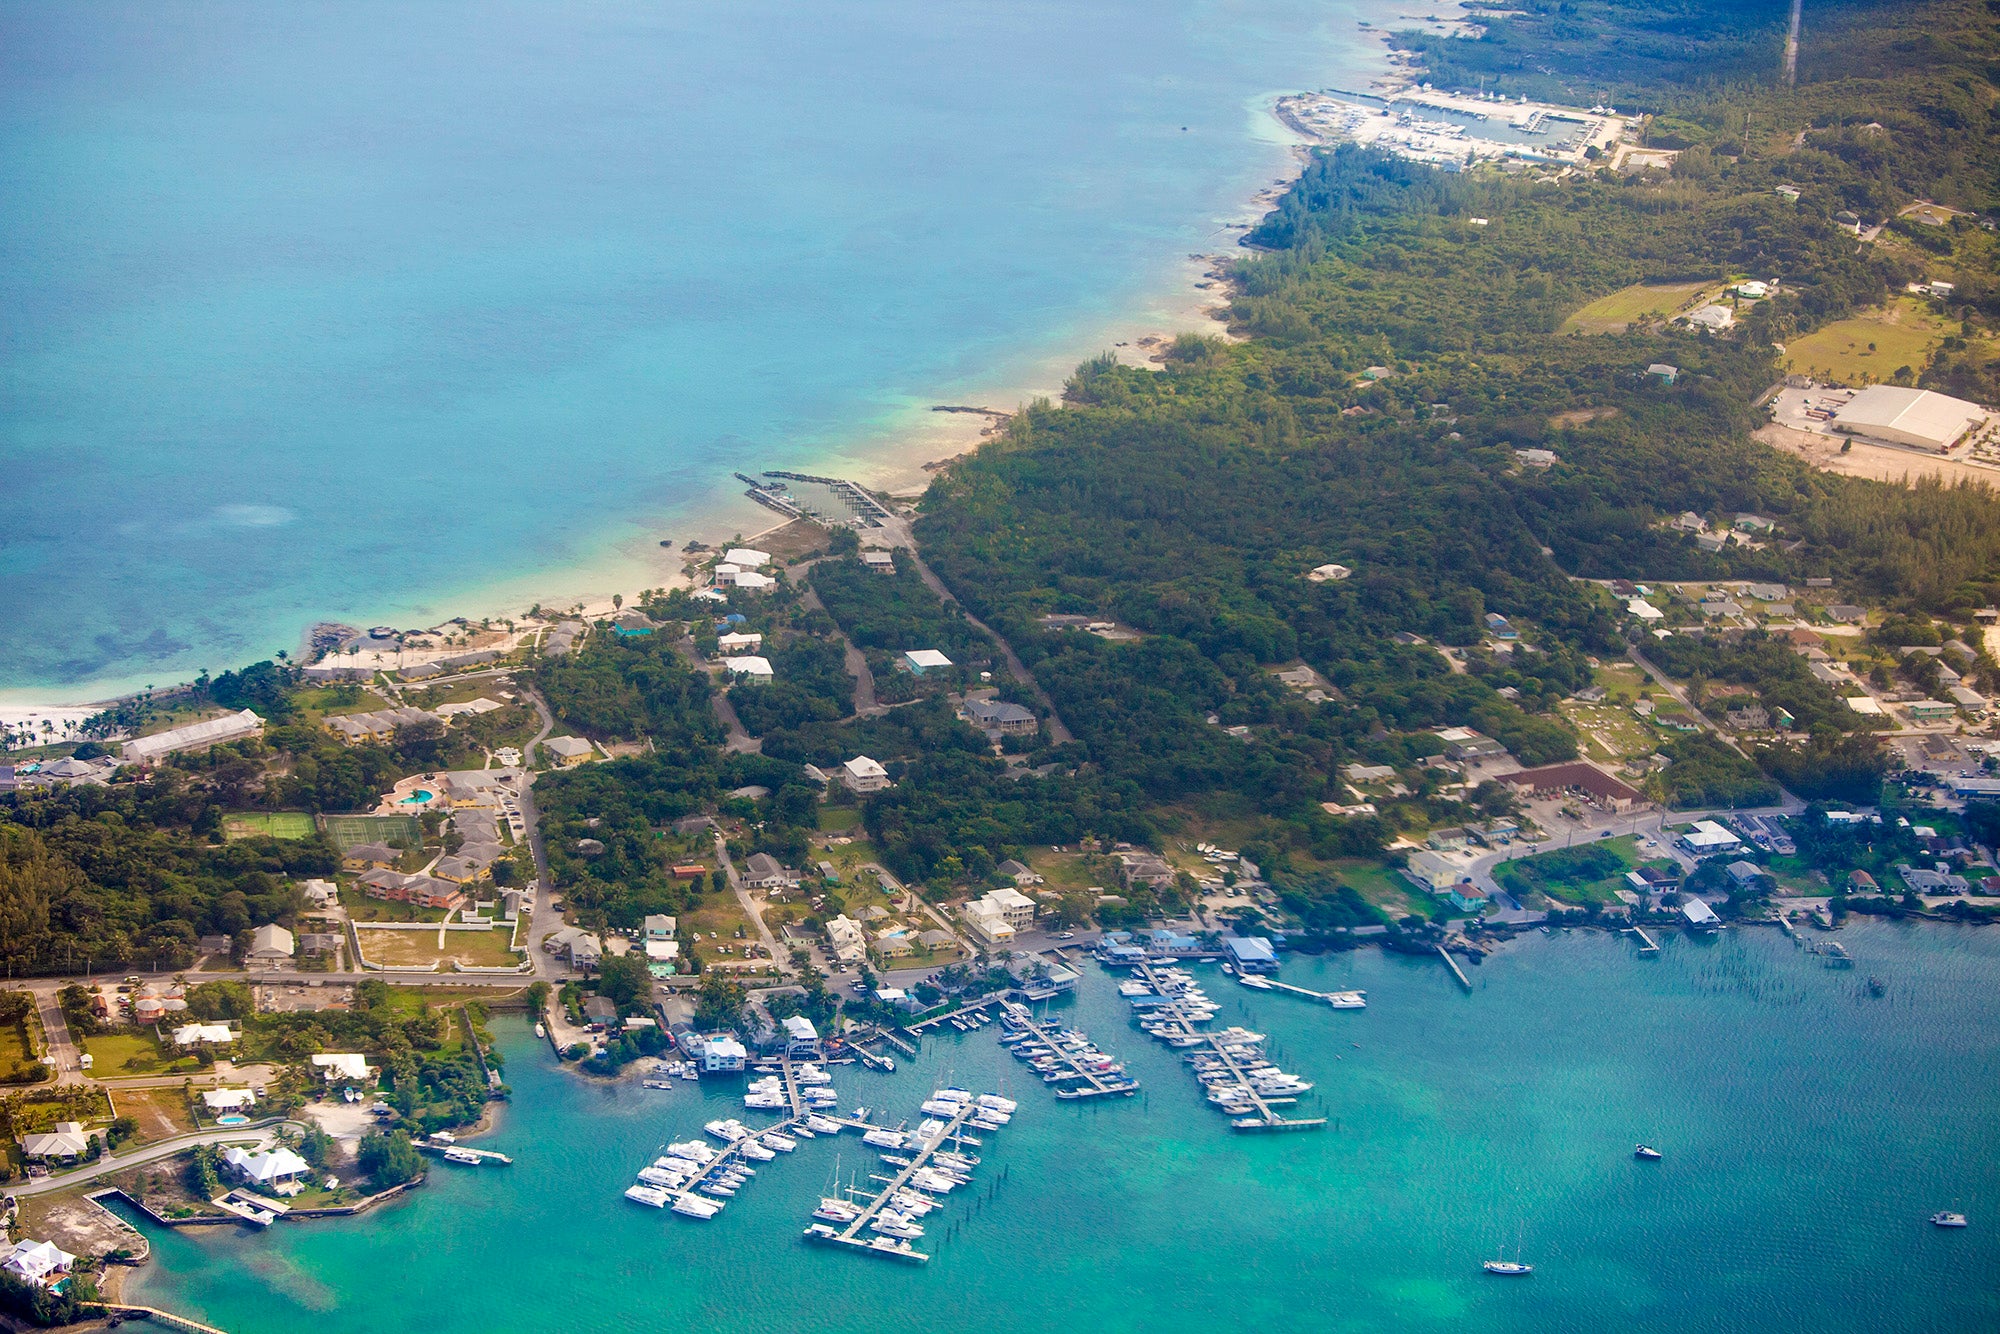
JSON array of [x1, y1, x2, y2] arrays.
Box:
[[84, 1031, 198, 1077], [340, 885, 449, 924], [222, 811, 317, 841], [1560, 282, 1709, 334], [1331, 859, 1423, 919], [815, 806, 863, 831], [1496, 834, 1651, 907], [1560, 702, 1658, 762], [0, 1018, 41, 1082], [1782, 297, 1953, 384]]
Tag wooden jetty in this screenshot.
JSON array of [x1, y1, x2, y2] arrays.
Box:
[[907, 992, 1007, 1035], [416, 1141, 512, 1165], [998, 1001, 1137, 1099], [1627, 926, 1661, 955], [1239, 975, 1366, 1007], [1435, 944, 1473, 990]]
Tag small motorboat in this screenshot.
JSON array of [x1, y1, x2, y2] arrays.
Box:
[[1931, 1211, 1969, 1228], [1634, 1145, 1663, 1161]]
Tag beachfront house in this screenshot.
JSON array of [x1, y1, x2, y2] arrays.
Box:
[[782, 1015, 820, 1057], [697, 1034, 747, 1074], [223, 1145, 311, 1193]]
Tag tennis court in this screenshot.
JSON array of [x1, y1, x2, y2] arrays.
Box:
[[221, 812, 318, 841], [322, 813, 422, 853]]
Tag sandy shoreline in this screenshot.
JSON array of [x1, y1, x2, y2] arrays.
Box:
[[2, 87, 1343, 719]]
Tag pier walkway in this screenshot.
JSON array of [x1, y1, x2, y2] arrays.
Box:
[[1436, 944, 1473, 990], [998, 1002, 1137, 1100], [417, 1142, 512, 1165], [808, 1103, 981, 1264], [1240, 976, 1366, 1007], [1627, 926, 1661, 954], [1129, 961, 1323, 1133]]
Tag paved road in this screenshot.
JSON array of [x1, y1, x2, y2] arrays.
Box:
[[11, 1122, 294, 1197], [1466, 801, 1806, 900], [871, 514, 1075, 744], [714, 834, 787, 974], [33, 987, 86, 1085]]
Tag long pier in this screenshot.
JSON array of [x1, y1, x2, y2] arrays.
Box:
[[416, 1141, 512, 1165], [1627, 925, 1661, 955], [806, 1103, 981, 1264], [907, 992, 1007, 1034], [1436, 944, 1473, 990], [1240, 976, 1366, 1007], [1129, 960, 1323, 1133], [998, 1002, 1137, 1099]]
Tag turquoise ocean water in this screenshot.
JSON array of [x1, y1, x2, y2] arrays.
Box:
[[126, 922, 1999, 1332], [1, 0, 1394, 697]]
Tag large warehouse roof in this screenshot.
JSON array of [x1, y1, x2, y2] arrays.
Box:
[[1830, 385, 1986, 452]]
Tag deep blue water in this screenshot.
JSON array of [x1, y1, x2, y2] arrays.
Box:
[[0, 0, 1393, 697]]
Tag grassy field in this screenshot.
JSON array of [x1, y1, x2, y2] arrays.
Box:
[[0, 1016, 40, 1082], [1782, 298, 1953, 384], [83, 1031, 200, 1077], [1332, 859, 1423, 920], [340, 886, 450, 924], [323, 813, 422, 854], [1560, 282, 1709, 334], [815, 805, 863, 832], [1560, 702, 1658, 762], [1495, 834, 1658, 907], [111, 1086, 197, 1141], [222, 811, 317, 841], [352, 927, 522, 970]]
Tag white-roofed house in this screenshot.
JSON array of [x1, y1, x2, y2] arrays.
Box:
[[300, 878, 339, 909], [1677, 820, 1742, 857], [18, 1122, 93, 1162], [781, 1015, 820, 1057], [172, 1023, 236, 1048], [825, 915, 867, 964], [841, 755, 890, 792], [310, 1053, 374, 1083], [902, 649, 953, 675], [223, 1144, 311, 1191], [723, 548, 771, 568], [961, 898, 1016, 947], [202, 1088, 257, 1113], [742, 853, 798, 889], [716, 631, 763, 653], [722, 655, 774, 678], [0, 1240, 75, 1288]]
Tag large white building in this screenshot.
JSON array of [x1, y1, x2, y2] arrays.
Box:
[[121, 708, 264, 763], [1830, 385, 1986, 452], [1678, 820, 1743, 857], [841, 755, 890, 792], [825, 915, 867, 964]]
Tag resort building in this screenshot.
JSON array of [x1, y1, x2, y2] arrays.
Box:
[[961, 899, 1015, 947], [343, 842, 401, 870], [841, 755, 890, 792], [120, 708, 264, 763], [696, 1034, 747, 1074], [975, 886, 1037, 930]]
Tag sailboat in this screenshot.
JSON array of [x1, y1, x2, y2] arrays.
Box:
[[1484, 1224, 1533, 1275]]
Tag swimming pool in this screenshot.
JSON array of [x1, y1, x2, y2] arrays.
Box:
[[215, 1115, 250, 1126], [399, 789, 435, 804]]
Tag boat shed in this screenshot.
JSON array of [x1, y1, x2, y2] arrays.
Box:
[[1223, 936, 1280, 974]]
